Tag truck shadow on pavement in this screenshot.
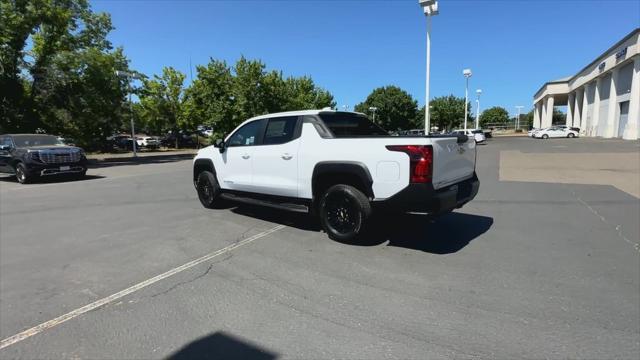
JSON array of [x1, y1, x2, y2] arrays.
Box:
[[0, 174, 105, 184], [167, 331, 278, 360], [231, 206, 493, 254]]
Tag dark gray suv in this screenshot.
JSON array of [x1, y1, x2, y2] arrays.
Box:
[[0, 134, 87, 184]]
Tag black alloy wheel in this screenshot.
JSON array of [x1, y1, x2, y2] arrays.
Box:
[[319, 184, 371, 242]]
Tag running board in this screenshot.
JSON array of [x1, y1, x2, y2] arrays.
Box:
[[220, 193, 309, 213]]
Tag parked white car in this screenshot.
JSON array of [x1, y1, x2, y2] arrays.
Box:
[[533, 127, 579, 139], [453, 129, 486, 143], [528, 128, 541, 137], [136, 136, 160, 149]]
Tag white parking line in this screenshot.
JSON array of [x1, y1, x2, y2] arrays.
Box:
[[0, 224, 286, 350]]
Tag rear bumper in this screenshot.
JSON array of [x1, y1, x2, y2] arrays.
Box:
[[373, 173, 479, 214]]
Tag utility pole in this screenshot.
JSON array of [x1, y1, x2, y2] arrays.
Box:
[[115, 71, 142, 157], [463, 69, 472, 130], [419, 0, 439, 135], [515, 105, 524, 131]]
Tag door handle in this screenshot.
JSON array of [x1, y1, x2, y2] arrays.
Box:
[[241, 154, 250, 159], [281, 153, 293, 160]]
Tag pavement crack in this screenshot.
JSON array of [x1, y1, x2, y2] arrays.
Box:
[[569, 187, 640, 253], [149, 262, 216, 298]]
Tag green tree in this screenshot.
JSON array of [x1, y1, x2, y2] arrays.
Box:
[[138, 67, 186, 134], [0, 0, 133, 150], [182, 59, 236, 137], [183, 56, 335, 139], [354, 86, 418, 131], [421, 95, 472, 132], [480, 106, 510, 126]]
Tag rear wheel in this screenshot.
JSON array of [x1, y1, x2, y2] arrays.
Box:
[[15, 163, 33, 184], [567, 133, 575, 138], [196, 171, 223, 209], [319, 184, 371, 242]]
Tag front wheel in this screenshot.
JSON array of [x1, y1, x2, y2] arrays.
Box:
[[542, 134, 549, 139], [567, 133, 575, 138], [196, 171, 222, 209], [15, 163, 33, 184], [319, 184, 372, 242]]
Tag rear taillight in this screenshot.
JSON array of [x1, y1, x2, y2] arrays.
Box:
[[386, 145, 433, 183]]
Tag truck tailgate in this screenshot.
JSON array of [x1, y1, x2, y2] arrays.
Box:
[[430, 137, 476, 190]]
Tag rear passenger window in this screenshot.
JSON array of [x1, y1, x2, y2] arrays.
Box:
[[263, 116, 298, 145]]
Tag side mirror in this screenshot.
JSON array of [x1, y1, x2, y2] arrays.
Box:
[[214, 139, 226, 153]]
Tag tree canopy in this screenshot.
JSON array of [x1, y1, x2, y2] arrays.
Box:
[[422, 95, 473, 131], [1, 0, 133, 149], [0, 0, 336, 149], [354, 86, 419, 131], [479, 106, 510, 126]]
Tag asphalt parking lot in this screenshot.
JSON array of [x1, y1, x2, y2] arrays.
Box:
[[0, 137, 638, 359]]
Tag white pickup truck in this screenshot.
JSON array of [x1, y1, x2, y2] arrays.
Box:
[[193, 110, 479, 241]]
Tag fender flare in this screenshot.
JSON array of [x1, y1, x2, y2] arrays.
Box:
[[311, 161, 374, 199], [193, 158, 215, 182]]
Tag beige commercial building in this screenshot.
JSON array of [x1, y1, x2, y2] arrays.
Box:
[[533, 28, 640, 140]]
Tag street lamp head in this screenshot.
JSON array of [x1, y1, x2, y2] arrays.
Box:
[[419, 0, 439, 16], [369, 106, 378, 111], [476, 89, 482, 95], [463, 69, 472, 78]]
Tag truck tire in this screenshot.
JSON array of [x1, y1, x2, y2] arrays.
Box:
[[319, 184, 372, 242], [15, 163, 33, 184], [196, 170, 223, 209]]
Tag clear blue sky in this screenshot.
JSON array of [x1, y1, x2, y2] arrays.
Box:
[[92, 0, 640, 116]]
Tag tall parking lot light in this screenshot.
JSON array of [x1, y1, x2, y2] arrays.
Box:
[[116, 70, 142, 157], [463, 68, 472, 130], [475, 89, 482, 129], [419, 0, 439, 135], [369, 106, 378, 123], [515, 105, 524, 131]]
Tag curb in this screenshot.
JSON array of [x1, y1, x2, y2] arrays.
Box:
[[87, 151, 196, 165]]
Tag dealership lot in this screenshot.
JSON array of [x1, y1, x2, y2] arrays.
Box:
[[0, 137, 638, 359]]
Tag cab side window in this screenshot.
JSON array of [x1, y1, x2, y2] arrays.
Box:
[[263, 116, 298, 145], [227, 120, 262, 147]]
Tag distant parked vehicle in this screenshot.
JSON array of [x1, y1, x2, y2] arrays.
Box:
[[161, 131, 196, 148], [137, 136, 160, 149], [452, 129, 486, 143], [533, 127, 579, 139], [0, 134, 87, 184]]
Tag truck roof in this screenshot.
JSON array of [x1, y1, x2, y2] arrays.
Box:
[[246, 109, 365, 122]]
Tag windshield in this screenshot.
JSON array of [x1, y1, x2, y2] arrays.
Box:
[[11, 135, 64, 147], [318, 113, 389, 137]]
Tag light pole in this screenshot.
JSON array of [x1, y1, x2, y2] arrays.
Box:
[[515, 105, 524, 131], [463, 68, 472, 130], [369, 106, 378, 123], [475, 89, 482, 129], [115, 70, 142, 157], [419, 0, 439, 135]]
